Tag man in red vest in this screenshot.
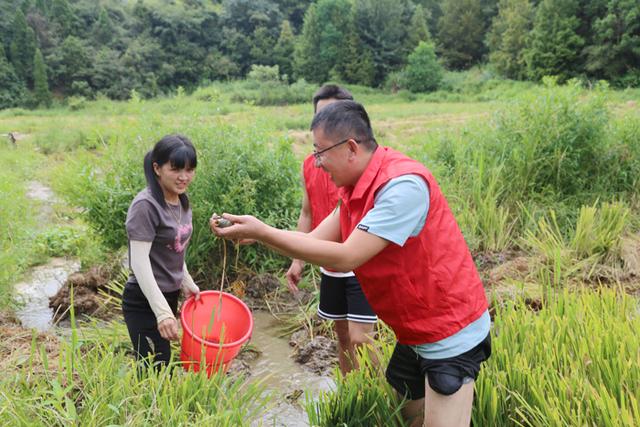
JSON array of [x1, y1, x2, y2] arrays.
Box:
[[211, 100, 491, 427], [286, 85, 377, 375]]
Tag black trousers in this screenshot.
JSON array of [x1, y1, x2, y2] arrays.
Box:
[[121, 281, 180, 367]]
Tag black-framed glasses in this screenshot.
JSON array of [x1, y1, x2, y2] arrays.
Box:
[[313, 138, 356, 161]]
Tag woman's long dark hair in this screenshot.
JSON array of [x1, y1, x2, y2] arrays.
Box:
[[143, 134, 197, 209]]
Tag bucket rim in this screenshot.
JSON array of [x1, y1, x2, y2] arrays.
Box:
[[180, 290, 253, 348]]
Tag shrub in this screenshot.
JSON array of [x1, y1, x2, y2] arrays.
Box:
[[247, 64, 281, 83], [229, 79, 316, 106], [67, 96, 87, 111], [67, 124, 300, 281], [33, 128, 91, 154], [402, 42, 443, 93]]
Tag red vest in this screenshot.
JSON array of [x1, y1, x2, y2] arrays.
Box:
[[303, 155, 340, 228], [339, 147, 488, 344]]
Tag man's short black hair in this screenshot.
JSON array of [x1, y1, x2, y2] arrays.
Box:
[[310, 100, 377, 151], [312, 85, 354, 112]]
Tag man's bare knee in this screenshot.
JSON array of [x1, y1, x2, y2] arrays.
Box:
[[424, 380, 474, 427]]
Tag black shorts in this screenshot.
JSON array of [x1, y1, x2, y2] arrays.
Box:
[[121, 282, 180, 366], [317, 274, 377, 323], [385, 333, 491, 400]]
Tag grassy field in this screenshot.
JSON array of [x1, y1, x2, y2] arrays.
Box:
[[0, 80, 639, 425]]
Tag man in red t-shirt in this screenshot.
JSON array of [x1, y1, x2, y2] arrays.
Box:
[[286, 85, 377, 374]]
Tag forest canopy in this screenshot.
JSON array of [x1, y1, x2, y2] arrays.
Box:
[[1, 0, 638, 109]]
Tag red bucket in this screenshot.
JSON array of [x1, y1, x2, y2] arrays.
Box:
[[180, 290, 253, 376]]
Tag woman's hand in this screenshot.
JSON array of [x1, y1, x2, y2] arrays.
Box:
[[158, 317, 180, 341], [209, 213, 266, 241], [184, 285, 200, 301], [182, 282, 201, 302]]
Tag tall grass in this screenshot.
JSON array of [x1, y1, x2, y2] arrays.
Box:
[[0, 144, 44, 305], [428, 80, 640, 253], [475, 288, 640, 426], [305, 336, 406, 427], [0, 316, 268, 425]]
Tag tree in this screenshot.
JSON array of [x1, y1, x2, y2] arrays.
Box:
[[414, 0, 442, 34], [353, 0, 414, 86], [341, 28, 375, 86], [250, 26, 277, 66], [90, 47, 130, 99], [276, 0, 314, 31], [294, 0, 353, 83], [525, 0, 584, 81], [486, 0, 534, 79], [576, 0, 609, 51], [26, 7, 57, 50], [33, 47, 51, 107], [93, 8, 114, 45], [406, 4, 431, 51], [293, 3, 321, 81], [584, 0, 640, 83], [403, 41, 443, 92], [220, 0, 282, 75], [273, 20, 295, 81], [0, 45, 26, 109], [437, 0, 486, 69], [21, 0, 34, 14], [50, 0, 76, 37], [35, 0, 49, 16], [202, 49, 239, 81], [9, 9, 37, 84], [48, 36, 92, 92]]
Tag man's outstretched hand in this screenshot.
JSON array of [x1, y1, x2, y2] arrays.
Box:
[[209, 213, 266, 242]]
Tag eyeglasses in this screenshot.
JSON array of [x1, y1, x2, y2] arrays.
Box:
[[313, 138, 356, 161]]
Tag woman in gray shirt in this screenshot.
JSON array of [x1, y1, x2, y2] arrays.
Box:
[[122, 134, 200, 368]]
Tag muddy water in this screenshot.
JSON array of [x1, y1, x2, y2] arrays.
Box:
[[249, 311, 335, 427], [13, 258, 80, 331], [14, 181, 79, 331]]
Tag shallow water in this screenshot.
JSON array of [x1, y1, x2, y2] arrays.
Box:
[[14, 258, 80, 331], [249, 311, 335, 427]]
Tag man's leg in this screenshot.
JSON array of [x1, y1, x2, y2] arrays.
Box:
[[335, 320, 376, 374], [424, 379, 474, 427], [347, 320, 376, 370], [400, 396, 425, 427], [344, 276, 377, 371], [333, 319, 351, 375]]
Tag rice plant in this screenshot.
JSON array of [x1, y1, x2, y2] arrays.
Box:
[[523, 201, 633, 285], [475, 287, 640, 426], [305, 340, 406, 427]]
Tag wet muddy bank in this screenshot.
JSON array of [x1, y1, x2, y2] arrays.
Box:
[[13, 257, 80, 331]]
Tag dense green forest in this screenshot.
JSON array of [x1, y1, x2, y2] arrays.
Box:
[[1, 0, 639, 109]]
